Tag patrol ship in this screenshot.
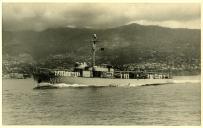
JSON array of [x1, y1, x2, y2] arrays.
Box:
[[33, 34, 172, 89]]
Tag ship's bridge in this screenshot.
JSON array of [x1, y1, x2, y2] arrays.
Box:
[[93, 64, 114, 72], [92, 64, 114, 78]]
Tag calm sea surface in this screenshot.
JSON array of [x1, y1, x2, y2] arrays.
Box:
[[3, 78, 201, 125]]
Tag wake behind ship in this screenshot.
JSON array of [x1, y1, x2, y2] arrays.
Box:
[[33, 34, 173, 89]]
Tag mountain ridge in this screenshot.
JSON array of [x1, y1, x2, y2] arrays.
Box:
[[3, 23, 201, 67]]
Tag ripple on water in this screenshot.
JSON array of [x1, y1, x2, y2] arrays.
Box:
[[2, 79, 201, 125]]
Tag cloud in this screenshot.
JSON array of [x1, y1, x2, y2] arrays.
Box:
[[3, 3, 200, 31]]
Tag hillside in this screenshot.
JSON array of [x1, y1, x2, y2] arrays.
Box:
[[2, 23, 201, 75]]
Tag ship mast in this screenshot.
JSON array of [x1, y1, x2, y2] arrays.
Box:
[[91, 34, 97, 67]]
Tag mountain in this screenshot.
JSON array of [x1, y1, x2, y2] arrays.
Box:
[[2, 23, 201, 68]]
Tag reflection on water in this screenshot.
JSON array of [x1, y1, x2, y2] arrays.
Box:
[[3, 78, 201, 125]]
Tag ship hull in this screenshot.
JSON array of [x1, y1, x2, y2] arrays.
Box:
[[53, 76, 173, 87]]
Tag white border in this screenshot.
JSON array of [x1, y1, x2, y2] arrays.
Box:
[[1, 0, 202, 3], [1, 0, 202, 127]]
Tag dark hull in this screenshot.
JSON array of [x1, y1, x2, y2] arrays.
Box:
[[33, 85, 59, 89], [35, 76, 173, 87]]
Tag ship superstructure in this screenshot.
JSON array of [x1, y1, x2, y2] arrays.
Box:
[[33, 34, 172, 88]]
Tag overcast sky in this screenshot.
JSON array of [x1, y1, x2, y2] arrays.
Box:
[[3, 3, 201, 31]]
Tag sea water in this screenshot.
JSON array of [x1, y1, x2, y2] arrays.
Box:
[[2, 77, 201, 125]]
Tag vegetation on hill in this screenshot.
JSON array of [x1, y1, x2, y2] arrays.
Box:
[[2, 23, 201, 77]]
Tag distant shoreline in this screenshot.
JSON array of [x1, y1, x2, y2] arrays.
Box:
[[2, 75, 200, 80]]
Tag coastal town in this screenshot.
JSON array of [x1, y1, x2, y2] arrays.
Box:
[[3, 53, 200, 79]]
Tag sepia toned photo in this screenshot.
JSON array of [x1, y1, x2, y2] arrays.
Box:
[[2, 2, 201, 125]]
